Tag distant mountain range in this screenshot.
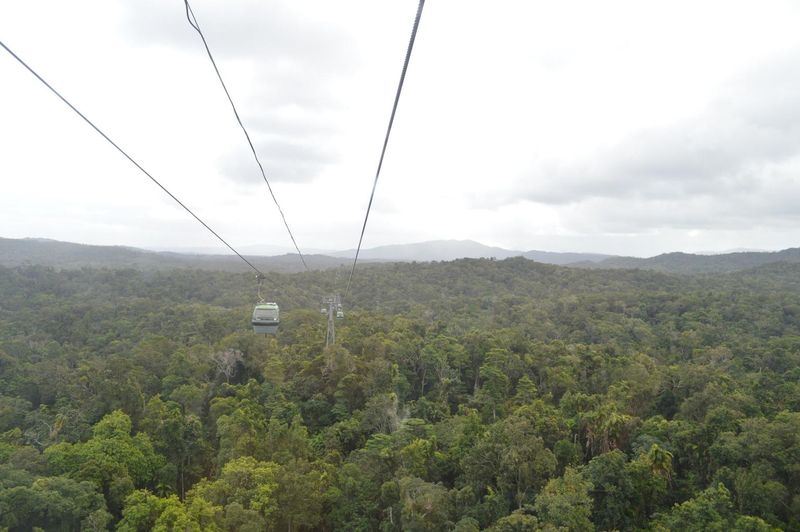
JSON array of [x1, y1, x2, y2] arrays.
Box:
[[330, 240, 612, 265], [577, 248, 800, 274], [1, 237, 799, 274], [0, 238, 351, 273], [0, 237, 612, 272]]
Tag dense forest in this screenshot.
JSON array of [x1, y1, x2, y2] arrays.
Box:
[[1, 257, 799, 531]]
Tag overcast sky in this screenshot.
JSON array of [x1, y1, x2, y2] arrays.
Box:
[[2, 0, 800, 257]]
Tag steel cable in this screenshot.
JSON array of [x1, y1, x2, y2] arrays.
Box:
[[345, 0, 426, 298], [0, 39, 265, 277], [184, 0, 309, 271]]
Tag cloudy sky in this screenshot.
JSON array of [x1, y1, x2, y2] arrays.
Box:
[[2, 0, 800, 257]]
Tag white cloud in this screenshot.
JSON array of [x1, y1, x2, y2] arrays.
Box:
[[2, 0, 800, 257]]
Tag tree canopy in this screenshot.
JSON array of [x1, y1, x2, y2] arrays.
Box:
[[1, 258, 800, 530]]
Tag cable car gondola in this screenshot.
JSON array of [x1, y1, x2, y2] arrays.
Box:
[[252, 302, 279, 334], [252, 274, 279, 334]]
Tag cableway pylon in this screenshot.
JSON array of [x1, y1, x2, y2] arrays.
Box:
[[322, 294, 342, 347]]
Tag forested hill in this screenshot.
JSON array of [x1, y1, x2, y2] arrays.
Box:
[[1, 258, 800, 530], [0, 237, 351, 273], [330, 239, 612, 265], [582, 247, 800, 273]]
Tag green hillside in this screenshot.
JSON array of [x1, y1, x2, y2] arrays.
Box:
[[585, 248, 800, 274], [0, 237, 351, 273]]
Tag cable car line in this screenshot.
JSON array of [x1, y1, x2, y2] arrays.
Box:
[[184, 0, 309, 272], [0, 39, 265, 277], [344, 0, 426, 298]]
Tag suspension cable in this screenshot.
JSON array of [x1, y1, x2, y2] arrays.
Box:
[[184, 0, 309, 272], [0, 39, 265, 277], [345, 0, 425, 298]]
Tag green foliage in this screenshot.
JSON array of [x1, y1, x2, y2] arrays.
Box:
[[487, 510, 541, 531], [533, 467, 594, 531], [189, 456, 279, 522], [0, 475, 110, 532], [397, 476, 451, 531], [2, 259, 800, 529], [652, 483, 778, 532], [44, 410, 165, 515], [117, 489, 172, 532]]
